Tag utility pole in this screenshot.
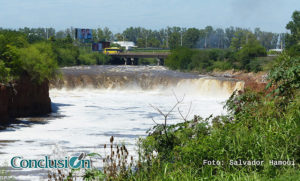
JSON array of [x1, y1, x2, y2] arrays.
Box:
[[146, 34, 148, 48], [180, 31, 183, 46], [204, 35, 207, 49], [166, 31, 169, 48]]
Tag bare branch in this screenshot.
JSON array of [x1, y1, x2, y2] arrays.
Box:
[[172, 90, 185, 103], [178, 107, 186, 122], [149, 91, 186, 142], [185, 102, 192, 121], [149, 104, 166, 117], [151, 117, 159, 125]]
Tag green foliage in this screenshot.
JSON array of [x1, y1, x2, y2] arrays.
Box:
[[285, 11, 300, 49], [233, 33, 267, 71], [165, 47, 194, 70], [285, 10, 300, 57], [183, 28, 200, 48], [0, 61, 11, 83], [189, 50, 212, 71], [266, 53, 300, 105], [166, 48, 236, 72], [212, 61, 234, 71], [18, 42, 58, 83], [0, 30, 58, 84], [77, 52, 110, 65]]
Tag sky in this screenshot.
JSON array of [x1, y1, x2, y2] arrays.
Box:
[[0, 0, 299, 33]]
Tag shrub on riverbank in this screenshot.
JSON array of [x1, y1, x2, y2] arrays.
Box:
[[0, 30, 58, 84]]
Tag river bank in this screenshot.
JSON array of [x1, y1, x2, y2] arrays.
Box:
[[0, 76, 51, 125], [209, 70, 268, 92]]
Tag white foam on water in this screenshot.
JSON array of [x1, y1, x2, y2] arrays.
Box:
[[0, 88, 229, 180]]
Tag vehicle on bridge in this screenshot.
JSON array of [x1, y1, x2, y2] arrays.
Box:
[[103, 47, 122, 55]]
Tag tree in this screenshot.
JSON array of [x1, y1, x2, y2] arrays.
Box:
[[19, 42, 58, 83], [225, 27, 235, 48], [285, 10, 300, 56], [183, 28, 200, 48], [114, 33, 124, 41], [286, 11, 300, 47], [103, 27, 113, 41], [236, 33, 267, 70], [166, 27, 182, 49], [165, 47, 194, 70]]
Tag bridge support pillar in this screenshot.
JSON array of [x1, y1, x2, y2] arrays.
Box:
[[124, 58, 127, 65], [131, 58, 134, 65], [134, 58, 139, 65], [156, 58, 164, 66]]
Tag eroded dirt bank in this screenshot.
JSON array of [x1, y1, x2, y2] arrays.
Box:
[[210, 70, 268, 92], [0, 76, 51, 123]]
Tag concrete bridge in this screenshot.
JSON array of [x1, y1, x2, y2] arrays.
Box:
[[109, 52, 170, 65]]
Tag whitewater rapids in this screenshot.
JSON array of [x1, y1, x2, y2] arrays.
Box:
[[0, 65, 244, 180]]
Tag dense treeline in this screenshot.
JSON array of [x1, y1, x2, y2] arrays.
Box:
[[165, 31, 268, 72], [0, 24, 283, 74], [1, 25, 283, 50]]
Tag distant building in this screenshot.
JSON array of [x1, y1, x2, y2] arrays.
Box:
[[269, 49, 283, 53], [100, 41, 111, 49], [268, 49, 283, 56], [92, 41, 110, 52], [113, 41, 137, 50]]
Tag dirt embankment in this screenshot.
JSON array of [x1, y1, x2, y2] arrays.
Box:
[[210, 70, 269, 92], [0, 76, 51, 123]]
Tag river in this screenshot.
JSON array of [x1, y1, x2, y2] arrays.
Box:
[[0, 66, 243, 180]]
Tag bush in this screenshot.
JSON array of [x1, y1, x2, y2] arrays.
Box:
[[165, 47, 194, 70], [78, 52, 97, 65], [77, 52, 110, 65], [208, 48, 226, 61], [236, 40, 267, 70], [0, 30, 58, 84], [0, 60, 11, 83], [188, 50, 211, 71], [18, 42, 58, 83], [212, 61, 233, 71]]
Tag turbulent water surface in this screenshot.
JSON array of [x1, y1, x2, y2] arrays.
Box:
[[0, 66, 243, 180]]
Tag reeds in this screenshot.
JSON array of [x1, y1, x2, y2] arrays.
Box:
[[102, 136, 134, 180]]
